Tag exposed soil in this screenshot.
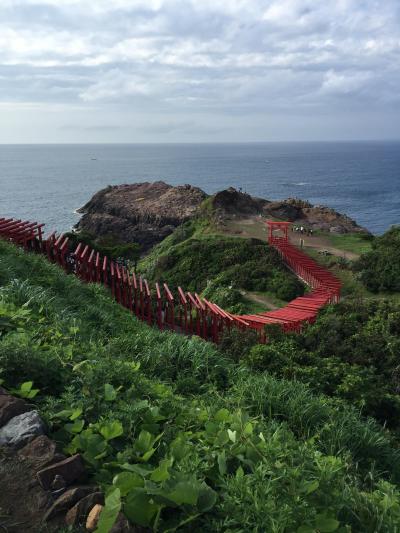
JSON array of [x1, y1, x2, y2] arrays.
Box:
[[0, 449, 61, 532]]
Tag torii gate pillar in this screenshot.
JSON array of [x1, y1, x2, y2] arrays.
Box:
[[266, 221, 291, 245]]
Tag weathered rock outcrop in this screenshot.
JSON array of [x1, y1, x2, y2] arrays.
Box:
[[75, 182, 368, 249], [76, 181, 207, 251], [209, 190, 368, 234]]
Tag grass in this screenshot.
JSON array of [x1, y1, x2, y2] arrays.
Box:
[[2, 239, 400, 531], [318, 232, 374, 255]]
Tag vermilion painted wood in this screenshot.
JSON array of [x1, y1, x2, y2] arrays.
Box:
[[1, 217, 341, 343]]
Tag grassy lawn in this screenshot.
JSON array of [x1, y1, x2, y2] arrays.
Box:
[[320, 232, 374, 255]]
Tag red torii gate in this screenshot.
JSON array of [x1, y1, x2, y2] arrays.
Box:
[[266, 220, 291, 245]]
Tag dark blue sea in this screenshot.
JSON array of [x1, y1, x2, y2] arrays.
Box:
[[0, 142, 399, 235]]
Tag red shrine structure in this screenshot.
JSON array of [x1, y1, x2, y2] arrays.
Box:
[[266, 220, 291, 245], [0, 216, 341, 344]]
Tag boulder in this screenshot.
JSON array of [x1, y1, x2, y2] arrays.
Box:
[[0, 410, 45, 449], [65, 492, 104, 527], [75, 181, 207, 252], [43, 486, 94, 521], [18, 435, 64, 469], [0, 394, 31, 427], [37, 453, 85, 490]]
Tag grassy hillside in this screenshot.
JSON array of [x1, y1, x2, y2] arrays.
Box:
[[1, 240, 400, 532], [140, 220, 304, 314], [354, 226, 400, 292]]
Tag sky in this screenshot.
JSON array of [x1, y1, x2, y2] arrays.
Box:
[[0, 0, 399, 143]]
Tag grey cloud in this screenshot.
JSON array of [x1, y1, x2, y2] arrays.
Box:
[[0, 0, 399, 142]]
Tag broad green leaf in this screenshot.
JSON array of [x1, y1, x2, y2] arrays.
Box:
[[214, 408, 230, 422], [52, 409, 74, 420], [164, 480, 199, 505], [65, 418, 85, 434], [197, 484, 217, 512], [302, 480, 319, 495], [99, 421, 124, 441], [135, 430, 153, 453], [113, 472, 143, 496], [170, 436, 188, 460], [140, 448, 156, 462], [20, 381, 33, 392], [69, 407, 83, 421], [217, 451, 227, 475], [104, 383, 117, 402], [315, 515, 340, 532], [124, 490, 159, 527], [94, 487, 121, 533], [215, 430, 229, 446], [297, 526, 315, 533], [151, 459, 172, 482], [121, 463, 152, 477], [243, 422, 253, 436]]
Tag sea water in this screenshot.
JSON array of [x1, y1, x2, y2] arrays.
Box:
[[0, 141, 399, 235]]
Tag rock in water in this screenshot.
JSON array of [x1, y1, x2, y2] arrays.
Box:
[[75, 181, 207, 251], [0, 410, 45, 449]]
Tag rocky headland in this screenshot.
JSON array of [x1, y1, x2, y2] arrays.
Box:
[[75, 181, 368, 249]]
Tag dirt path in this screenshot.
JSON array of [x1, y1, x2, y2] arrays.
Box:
[[219, 215, 360, 260], [240, 290, 279, 310]]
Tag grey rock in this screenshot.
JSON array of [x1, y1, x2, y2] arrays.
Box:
[[0, 410, 45, 449]]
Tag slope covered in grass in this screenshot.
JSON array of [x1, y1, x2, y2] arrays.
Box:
[[1, 240, 400, 532], [140, 220, 304, 313]]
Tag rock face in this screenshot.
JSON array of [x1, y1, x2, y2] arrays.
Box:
[[76, 182, 368, 248], [210, 190, 368, 234], [0, 410, 45, 449], [0, 393, 31, 427], [76, 181, 207, 251], [37, 453, 85, 490]]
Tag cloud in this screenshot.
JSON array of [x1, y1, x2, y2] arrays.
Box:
[[0, 0, 399, 141]]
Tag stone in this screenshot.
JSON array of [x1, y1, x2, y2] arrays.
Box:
[[43, 486, 94, 521], [65, 492, 104, 527], [37, 453, 85, 490], [18, 435, 64, 469], [0, 410, 45, 449], [51, 474, 67, 491], [0, 394, 31, 427], [86, 504, 103, 531]]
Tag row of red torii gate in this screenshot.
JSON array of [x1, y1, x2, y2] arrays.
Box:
[[0, 216, 341, 344]]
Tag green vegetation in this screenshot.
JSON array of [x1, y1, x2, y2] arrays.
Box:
[[66, 230, 141, 269], [242, 298, 400, 429], [322, 232, 374, 255], [354, 226, 400, 292], [140, 221, 304, 313], [2, 240, 400, 531]]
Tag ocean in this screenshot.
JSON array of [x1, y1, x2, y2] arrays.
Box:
[[0, 142, 399, 235]]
